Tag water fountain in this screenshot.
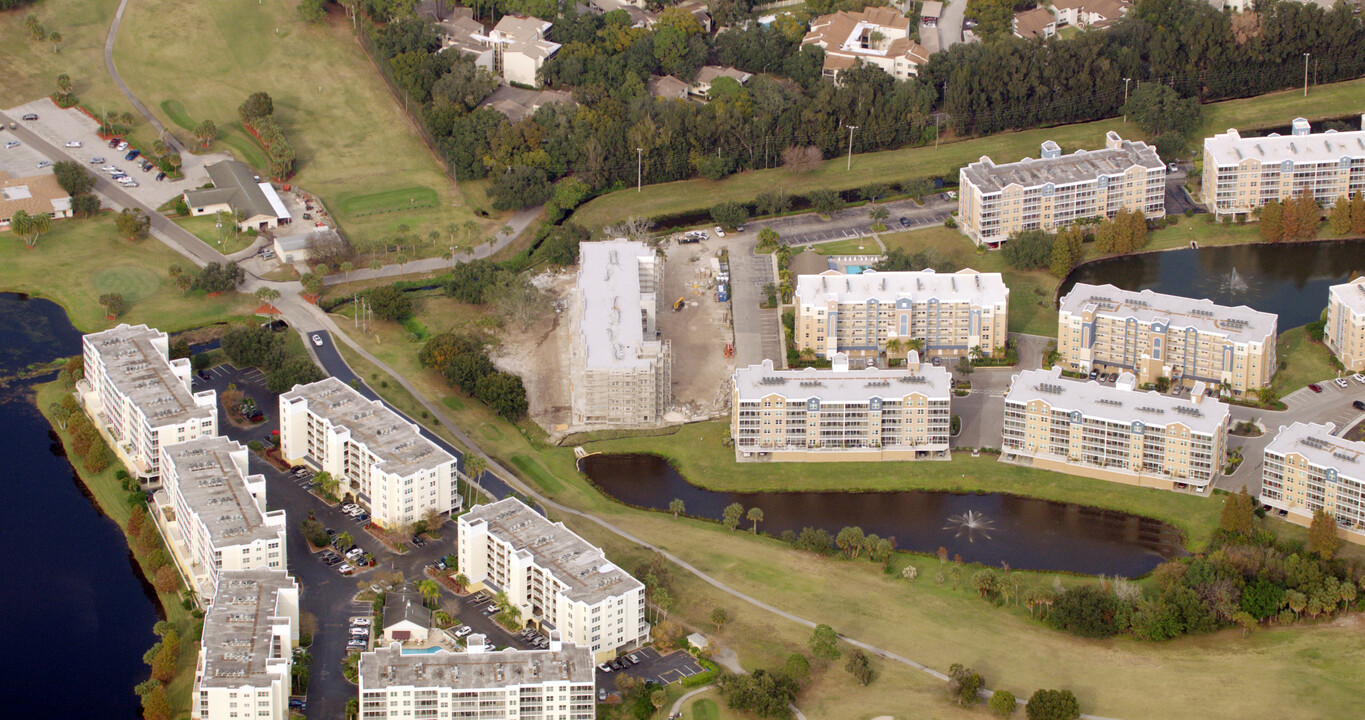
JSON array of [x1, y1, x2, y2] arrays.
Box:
[[1219, 267, 1251, 297], [944, 510, 996, 543]]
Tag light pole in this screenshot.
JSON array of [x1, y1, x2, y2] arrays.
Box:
[[844, 125, 858, 172], [1303, 53, 1310, 96], [1122, 78, 1131, 122], [636, 147, 643, 193]]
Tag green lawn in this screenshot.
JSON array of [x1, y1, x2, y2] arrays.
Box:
[[1273, 325, 1340, 395], [112, 0, 506, 261], [811, 238, 881, 256], [571, 77, 1365, 234], [173, 214, 256, 255], [0, 216, 254, 332]]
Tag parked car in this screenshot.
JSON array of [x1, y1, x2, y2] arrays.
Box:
[[713, 226, 726, 238], [342, 503, 358, 512], [598, 663, 612, 673], [1088, 369, 1099, 380], [89, 156, 104, 164], [338, 563, 355, 574], [125, 149, 140, 160], [65, 140, 82, 148], [599, 689, 608, 702], [155, 172, 167, 182], [454, 626, 473, 638], [21, 113, 38, 121], [108, 138, 121, 148], [35, 160, 51, 169], [1353, 400, 1365, 411], [3, 140, 19, 149], [123, 181, 139, 188], [116, 141, 129, 151], [142, 162, 155, 172], [312, 334, 324, 346], [627, 653, 640, 664], [352, 617, 372, 626], [898, 216, 911, 227], [1309, 383, 1323, 393], [1336, 377, 1350, 388], [1354, 374, 1365, 384]]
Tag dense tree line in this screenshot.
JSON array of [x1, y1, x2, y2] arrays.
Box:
[[239, 92, 296, 180], [419, 333, 529, 420], [925, 0, 1365, 137], [220, 325, 327, 393]]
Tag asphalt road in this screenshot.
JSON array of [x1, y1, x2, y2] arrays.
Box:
[[769, 196, 955, 247]]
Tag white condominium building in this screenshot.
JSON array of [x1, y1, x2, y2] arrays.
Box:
[[1057, 283, 1278, 394], [731, 352, 951, 462], [193, 569, 300, 720], [358, 641, 595, 720], [279, 377, 459, 529], [569, 240, 672, 428], [1325, 277, 1365, 371], [80, 323, 217, 482], [793, 268, 1009, 361], [1003, 367, 1230, 492], [1261, 422, 1365, 544], [1202, 116, 1365, 219], [457, 498, 648, 663], [157, 436, 287, 601], [958, 131, 1165, 246]]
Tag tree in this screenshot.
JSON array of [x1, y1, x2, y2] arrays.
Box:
[[114, 208, 151, 241], [948, 663, 984, 706], [1350, 192, 1365, 235], [473, 371, 528, 420], [367, 285, 413, 321], [1259, 200, 1284, 242], [301, 272, 324, 297], [99, 293, 124, 319], [1219, 486, 1256, 537], [809, 189, 845, 216], [315, 471, 339, 499], [1001, 230, 1052, 269], [9, 209, 52, 248], [193, 119, 218, 148], [711, 607, 728, 631], [1308, 508, 1340, 560], [298, 0, 328, 22], [1049, 226, 1084, 278], [669, 498, 685, 519], [957, 357, 974, 376], [48, 30, 61, 53], [845, 649, 874, 686], [835, 526, 866, 559], [239, 91, 274, 124], [722, 502, 744, 531], [808, 624, 839, 661], [711, 201, 749, 229], [55, 73, 72, 102], [153, 565, 179, 593], [990, 690, 1017, 717], [72, 193, 102, 217], [150, 629, 179, 682], [1121, 83, 1201, 156], [195, 262, 245, 293], [141, 684, 171, 720], [756, 227, 780, 252], [1025, 689, 1080, 720], [747, 506, 764, 534], [254, 287, 282, 308], [782, 145, 822, 174], [418, 579, 441, 608], [487, 166, 551, 211]]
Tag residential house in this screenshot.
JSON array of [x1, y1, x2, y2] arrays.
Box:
[[690, 66, 753, 99], [646, 75, 690, 100], [490, 15, 560, 87], [803, 7, 930, 81], [1012, 7, 1056, 38], [183, 161, 290, 232], [1050, 0, 1129, 28], [381, 587, 432, 645], [0, 171, 72, 231]]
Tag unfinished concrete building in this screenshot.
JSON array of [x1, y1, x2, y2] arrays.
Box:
[[570, 241, 672, 427]]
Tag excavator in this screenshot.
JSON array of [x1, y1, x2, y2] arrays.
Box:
[[673, 297, 686, 311]]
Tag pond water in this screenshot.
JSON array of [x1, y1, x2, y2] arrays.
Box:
[[1060, 239, 1365, 329], [0, 293, 158, 719], [581, 454, 1184, 577]]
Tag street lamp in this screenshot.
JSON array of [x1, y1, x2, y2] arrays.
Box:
[[844, 125, 859, 172], [636, 148, 643, 193], [1303, 53, 1311, 97], [1122, 78, 1131, 123]]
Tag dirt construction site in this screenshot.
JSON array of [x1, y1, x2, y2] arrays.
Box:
[[492, 241, 736, 438]]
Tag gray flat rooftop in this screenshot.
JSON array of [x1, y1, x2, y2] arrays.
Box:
[[281, 378, 455, 476], [463, 498, 643, 606], [200, 569, 297, 688], [360, 642, 593, 690], [163, 436, 280, 547], [1330, 278, 1365, 316], [1204, 125, 1365, 166], [962, 138, 1162, 194], [796, 268, 1008, 308], [735, 358, 951, 402], [85, 324, 214, 427], [1005, 367, 1229, 435], [1060, 283, 1277, 344], [1265, 422, 1365, 479], [576, 241, 664, 371]]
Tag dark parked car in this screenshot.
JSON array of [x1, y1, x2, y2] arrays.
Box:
[[1089, 369, 1099, 380], [108, 138, 120, 148], [125, 150, 140, 160], [196, 370, 210, 380], [1308, 384, 1323, 393], [1353, 400, 1365, 411], [155, 172, 167, 181], [898, 216, 911, 227]]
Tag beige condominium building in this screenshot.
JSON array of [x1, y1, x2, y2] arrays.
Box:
[[358, 641, 595, 720], [156, 436, 287, 602], [1058, 283, 1277, 395], [570, 240, 671, 428], [1003, 367, 1230, 492], [193, 569, 300, 720], [458, 498, 648, 663], [958, 131, 1165, 246], [731, 352, 951, 462], [794, 268, 1009, 361], [802, 7, 929, 81], [80, 323, 218, 484], [1325, 277, 1365, 371], [1202, 116, 1365, 219], [1261, 422, 1365, 546], [279, 377, 459, 529]]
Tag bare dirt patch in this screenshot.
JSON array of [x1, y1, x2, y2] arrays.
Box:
[[657, 243, 735, 421], [490, 271, 575, 433]]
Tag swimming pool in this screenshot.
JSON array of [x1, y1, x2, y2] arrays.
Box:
[[846, 265, 867, 274], [399, 646, 444, 655]]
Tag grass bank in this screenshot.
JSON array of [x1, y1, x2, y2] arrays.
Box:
[[173, 214, 255, 255], [0, 216, 254, 332], [1273, 324, 1340, 395]]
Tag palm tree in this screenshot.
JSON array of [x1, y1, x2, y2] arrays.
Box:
[[151, 139, 167, 161], [340, 261, 354, 275], [369, 258, 383, 278], [885, 338, 902, 359], [906, 338, 924, 356], [669, 498, 685, 519], [48, 30, 62, 53], [747, 507, 764, 534], [969, 345, 985, 362], [120, 111, 135, 127], [462, 455, 488, 507], [418, 579, 441, 608], [254, 286, 282, 308], [55, 74, 72, 102], [452, 573, 469, 593], [193, 120, 217, 148]]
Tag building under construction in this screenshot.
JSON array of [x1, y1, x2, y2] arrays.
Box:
[[570, 240, 672, 427]]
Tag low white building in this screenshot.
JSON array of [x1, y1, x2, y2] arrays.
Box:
[[279, 377, 460, 529], [381, 587, 432, 645], [183, 161, 290, 232], [1050, 0, 1129, 28], [156, 436, 287, 602], [192, 569, 299, 720], [803, 7, 929, 81], [489, 15, 561, 87], [458, 498, 648, 663], [80, 323, 217, 483], [358, 641, 595, 720]]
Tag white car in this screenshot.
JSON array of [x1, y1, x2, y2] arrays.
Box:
[[1336, 377, 1349, 388], [342, 503, 357, 512], [312, 334, 324, 347], [351, 617, 372, 627], [116, 141, 129, 151], [90, 156, 105, 164], [338, 563, 355, 574], [3, 140, 18, 149], [713, 225, 726, 238], [35, 160, 51, 169], [101, 165, 117, 173], [454, 626, 473, 638], [122, 181, 140, 188], [65, 140, 82, 148], [1353, 374, 1365, 384], [597, 663, 612, 673]]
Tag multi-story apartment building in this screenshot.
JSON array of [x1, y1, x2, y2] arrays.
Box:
[[80, 323, 217, 483], [358, 641, 595, 720], [279, 377, 459, 529], [1057, 283, 1278, 394], [793, 268, 1009, 361], [731, 352, 951, 461], [1202, 116, 1365, 219], [157, 436, 287, 601], [569, 240, 672, 428], [958, 131, 1165, 246], [802, 7, 930, 81], [1003, 367, 1230, 491], [193, 569, 299, 720], [457, 498, 648, 663], [1261, 422, 1365, 545], [1324, 277, 1365, 371]]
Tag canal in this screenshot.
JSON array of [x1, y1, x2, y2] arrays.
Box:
[[0, 293, 158, 719], [581, 454, 1184, 577]]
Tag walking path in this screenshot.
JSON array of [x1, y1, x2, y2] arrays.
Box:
[[105, 0, 183, 154]]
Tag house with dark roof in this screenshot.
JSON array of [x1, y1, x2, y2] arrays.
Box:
[[183, 161, 290, 232], [382, 587, 432, 644], [646, 75, 690, 100], [690, 66, 753, 99], [1013, 7, 1056, 38]]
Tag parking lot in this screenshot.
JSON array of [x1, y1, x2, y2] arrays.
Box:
[[0, 127, 56, 177], [597, 646, 704, 688]]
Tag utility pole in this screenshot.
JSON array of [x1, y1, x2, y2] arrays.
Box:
[[1303, 53, 1311, 97], [636, 148, 643, 193], [845, 125, 858, 171], [1122, 78, 1131, 122]]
